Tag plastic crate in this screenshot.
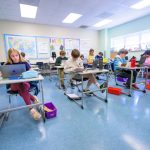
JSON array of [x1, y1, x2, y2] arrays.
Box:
[[44, 102, 57, 119], [117, 77, 128, 82]]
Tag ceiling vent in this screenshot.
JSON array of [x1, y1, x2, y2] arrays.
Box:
[[96, 12, 113, 19], [79, 25, 89, 29]]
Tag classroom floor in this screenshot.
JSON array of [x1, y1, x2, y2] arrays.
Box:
[[0, 75, 150, 150]]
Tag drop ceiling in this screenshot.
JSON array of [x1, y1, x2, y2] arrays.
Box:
[[0, 0, 150, 30]]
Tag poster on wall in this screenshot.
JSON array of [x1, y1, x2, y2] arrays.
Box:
[[50, 37, 64, 51], [50, 37, 64, 57], [4, 34, 37, 58], [36, 37, 50, 58]]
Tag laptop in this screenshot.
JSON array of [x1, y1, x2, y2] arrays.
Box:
[[87, 59, 103, 70], [0, 64, 26, 79]]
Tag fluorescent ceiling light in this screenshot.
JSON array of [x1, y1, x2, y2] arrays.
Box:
[[93, 19, 112, 27], [20, 4, 38, 18], [130, 0, 150, 9], [62, 13, 82, 23]]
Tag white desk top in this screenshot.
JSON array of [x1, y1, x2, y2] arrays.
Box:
[[0, 75, 44, 85], [55, 66, 64, 69], [119, 66, 146, 70], [79, 69, 109, 75]]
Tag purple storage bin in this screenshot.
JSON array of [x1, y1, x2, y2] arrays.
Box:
[[117, 77, 128, 82], [44, 102, 57, 119]]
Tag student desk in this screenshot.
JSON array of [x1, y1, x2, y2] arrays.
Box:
[[0, 75, 45, 128], [118, 66, 148, 97], [65, 69, 109, 109]]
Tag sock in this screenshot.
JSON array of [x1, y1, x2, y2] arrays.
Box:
[[95, 82, 100, 88], [85, 85, 90, 90]]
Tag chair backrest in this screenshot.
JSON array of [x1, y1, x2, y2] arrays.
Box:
[[36, 62, 44, 69]]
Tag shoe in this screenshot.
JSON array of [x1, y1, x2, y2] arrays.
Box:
[[123, 83, 130, 89], [100, 82, 107, 93], [132, 84, 139, 89], [70, 82, 75, 89], [96, 76, 100, 80], [83, 89, 93, 95], [61, 85, 66, 90], [30, 108, 41, 120]]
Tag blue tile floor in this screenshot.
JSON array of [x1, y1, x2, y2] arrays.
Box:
[[0, 76, 150, 150]]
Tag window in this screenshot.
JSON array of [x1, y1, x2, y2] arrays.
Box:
[[125, 35, 140, 51], [111, 37, 124, 52], [141, 32, 150, 50]]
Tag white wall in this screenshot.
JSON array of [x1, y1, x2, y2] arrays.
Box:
[[0, 20, 99, 63]]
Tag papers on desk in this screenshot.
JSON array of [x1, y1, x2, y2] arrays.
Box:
[[66, 94, 81, 99]]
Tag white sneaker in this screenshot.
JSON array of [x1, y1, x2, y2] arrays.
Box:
[[30, 108, 41, 120]]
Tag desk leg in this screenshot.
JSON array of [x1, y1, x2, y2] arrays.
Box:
[[105, 73, 109, 103], [40, 80, 46, 122], [143, 68, 148, 93], [129, 70, 133, 97], [81, 75, 84, 109]]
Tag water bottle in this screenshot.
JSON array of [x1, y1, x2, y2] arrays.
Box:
[[131, 58, 136, 67]]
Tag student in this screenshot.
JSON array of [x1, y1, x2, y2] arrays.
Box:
[[95, 52, 103, 60], [87, 49, 95, 64], [144, 50, 150, 66], [114, 49, 138, 89], [20, 52, 30, 63], [55, 50, 68, 89], [5, 48, 41, 120], [64, 49, 107, 93]]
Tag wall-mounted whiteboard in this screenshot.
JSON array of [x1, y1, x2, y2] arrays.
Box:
[[65, 38, 80, 50], [4, 34, 37, 58], [36, 37, 50, 58], [80, 39, 92, 57], [65, 38, 80, 57]]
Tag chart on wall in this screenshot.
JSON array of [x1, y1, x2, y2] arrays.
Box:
[[50, 37, 64, 57], [36, 37, 50, 58], [4, 34, 37, 58], [64, 38, 80, 56]]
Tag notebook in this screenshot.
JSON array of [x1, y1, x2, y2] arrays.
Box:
[[0, 64, 26, 79]]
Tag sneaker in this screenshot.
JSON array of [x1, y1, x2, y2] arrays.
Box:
[[61, 84, 66, 90], [132, 84, 139, 89], [123, 83, 130, 89], [83, 89, 93, 95], [100, 82, 107, 93], [96, 76, 100, 80], [30, 108, 41, 120]]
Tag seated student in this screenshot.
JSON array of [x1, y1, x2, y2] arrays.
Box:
[[87, 49, 95, 65], [4, 48, 41, 120], [64, 49, 107, 93], [55, 50, 68, 89], [113, 49, 138, 89], [144, 50, 150, 66], [95, 52, 103, 60], [20, 52, 30, 64]]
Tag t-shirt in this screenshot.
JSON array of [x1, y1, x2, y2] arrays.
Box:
[[87, 55, 94, 64]]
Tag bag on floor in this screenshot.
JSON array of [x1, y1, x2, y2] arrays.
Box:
[[108, 87, 123, 95], [146, 84, 150, 90]]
